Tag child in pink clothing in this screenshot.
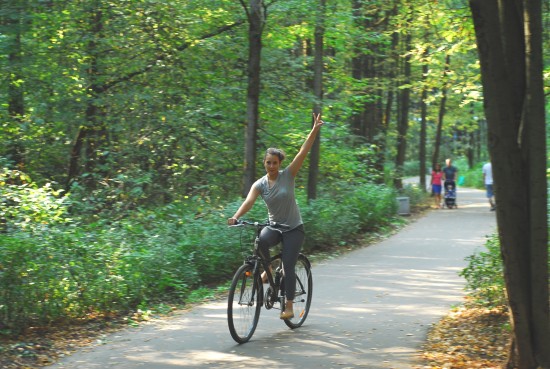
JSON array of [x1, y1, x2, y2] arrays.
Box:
[[431, 163, 443, 208]]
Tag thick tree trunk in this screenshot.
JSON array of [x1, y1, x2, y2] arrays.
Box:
[[307, 0, 325, 202], [469, 0, 550, 368], [242, 0, 264, 197]]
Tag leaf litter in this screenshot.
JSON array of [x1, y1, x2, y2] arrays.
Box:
[[419, 303, 511, 369]]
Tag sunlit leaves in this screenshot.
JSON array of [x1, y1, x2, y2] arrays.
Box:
[[422, 306, 509, 369]]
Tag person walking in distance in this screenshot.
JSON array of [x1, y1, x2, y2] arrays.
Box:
[[442, 158, 458, 184], [431, 163, 443, 209], [227, 113, 324, 319], [482, 161, 495, 211]]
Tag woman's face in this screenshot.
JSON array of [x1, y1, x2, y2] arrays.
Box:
[[264, 154, 281, 176]]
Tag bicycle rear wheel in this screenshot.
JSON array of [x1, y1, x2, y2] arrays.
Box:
[[227, 263, 262, 343], [284, 254, 312, 329]]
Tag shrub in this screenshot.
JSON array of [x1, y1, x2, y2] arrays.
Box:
[[301, 182, 397, 250], [460, 234, 507, 308], [0, 169, 403, 336]]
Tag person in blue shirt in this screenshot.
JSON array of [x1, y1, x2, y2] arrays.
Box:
[[442, 158, 458, 183]]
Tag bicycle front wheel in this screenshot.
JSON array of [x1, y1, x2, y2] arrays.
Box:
[[284, 254, 312, 329], [227, 263, 262, 343]]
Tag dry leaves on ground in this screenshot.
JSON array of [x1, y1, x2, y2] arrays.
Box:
[[420, 305, 511, 369]]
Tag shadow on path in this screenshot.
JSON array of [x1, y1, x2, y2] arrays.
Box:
[[49, 187, 496, 369]]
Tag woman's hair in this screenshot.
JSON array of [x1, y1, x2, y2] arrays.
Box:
[[434, 163, 441, 171], [264, 148, 286, 162]]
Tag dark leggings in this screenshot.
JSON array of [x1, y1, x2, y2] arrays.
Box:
[[258, 225, 304, 301]]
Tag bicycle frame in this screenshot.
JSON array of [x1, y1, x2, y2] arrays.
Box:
[[236, 221, 286, 310], [227, 219, 313, 343]]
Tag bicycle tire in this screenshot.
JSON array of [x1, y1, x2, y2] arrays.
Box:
[[284, 254, 312, 329], [227, 263, 262, 343]]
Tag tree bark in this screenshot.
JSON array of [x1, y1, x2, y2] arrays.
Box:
[[307, 0, 325, 202], [241, 0, 264, 197], [67, 6, 109, 190], [469, 0, 550, 368], [4, 0, 26, 169], [419, 57, 428, 191], [393, 31, 411, 189], [431, 54, 450, 169], [350, 0, 365, 137]]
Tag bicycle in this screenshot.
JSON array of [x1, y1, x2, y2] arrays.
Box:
[[227, 220, 313, 344]]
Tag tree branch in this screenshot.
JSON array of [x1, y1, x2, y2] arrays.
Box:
[[99, 20, 246, 93]]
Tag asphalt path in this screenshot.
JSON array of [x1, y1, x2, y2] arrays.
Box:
[[49, 187, 496, 369]]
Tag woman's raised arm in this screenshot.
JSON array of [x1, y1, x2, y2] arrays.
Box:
[[287, 113, 324, 177]]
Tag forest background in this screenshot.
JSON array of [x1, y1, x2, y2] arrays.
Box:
[[0, 0, 549, 362]]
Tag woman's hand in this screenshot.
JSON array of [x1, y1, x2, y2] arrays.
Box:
[[312, 112, 324, 130], [288, 112, 324, 177], [227, 217, 238, 226]]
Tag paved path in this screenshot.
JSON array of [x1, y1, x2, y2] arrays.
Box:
[[49, 187, 496, 369]]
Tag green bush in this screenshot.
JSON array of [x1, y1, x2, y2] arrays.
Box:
[[460, 234, 507, 308], [457, 162, 485, 189], [0, 168, 404, 336], [302, 182, 397, 249], [399, 183, 430, 207]]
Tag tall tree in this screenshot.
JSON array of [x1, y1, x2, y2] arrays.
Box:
[[2, 0, 27, 169], [419, 54, 428, 191], [67, 2, 108, 189], [469, 0, 550, 368], [393, 10, 412, 190], [240, 0, 265, 197], [307, 0, 325, 201], [431, 54, 451, 169]]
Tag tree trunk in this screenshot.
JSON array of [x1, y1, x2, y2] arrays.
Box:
[[419, 58, 428, 191], [393, 31, 411, 190], [466, 130, 474, 169], [66, 6, 109, 190], [241, 0, 264, 197], [307, 0, 325, 202], [469, 1, 550, 368], [381, 30, 398, 183], [4, 0, 26, 169], [350, 0, 365, 137], [431, 54, 451, 169]]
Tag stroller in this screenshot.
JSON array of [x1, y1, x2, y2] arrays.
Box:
[[443, 179, 457, 209]]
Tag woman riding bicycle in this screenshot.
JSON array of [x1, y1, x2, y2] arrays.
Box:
[[227, 113, 323, 319]]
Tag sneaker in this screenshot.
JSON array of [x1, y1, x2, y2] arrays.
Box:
[[280, 310, 294, 320]]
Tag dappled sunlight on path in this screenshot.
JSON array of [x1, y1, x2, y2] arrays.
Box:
[[50, 188, 496, 369]]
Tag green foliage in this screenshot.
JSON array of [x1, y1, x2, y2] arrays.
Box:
[[2, 0, 544, 340], [0, 168, 69, 232], [460, 234, 507, 308], [399, 183, 430, 206], [302, 182, 398, 249], [0, 169, 405, 335], [457, 161, 485, 189]]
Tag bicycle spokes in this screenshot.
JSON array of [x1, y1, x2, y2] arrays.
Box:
[[283, 255, 312, 329], [227, 264, 262, 343]]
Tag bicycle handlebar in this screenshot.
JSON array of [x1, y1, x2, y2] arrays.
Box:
[[231, 219, 290, 230]]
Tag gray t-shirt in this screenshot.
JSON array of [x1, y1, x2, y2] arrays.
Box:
[[254, 167, 303, 229]]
